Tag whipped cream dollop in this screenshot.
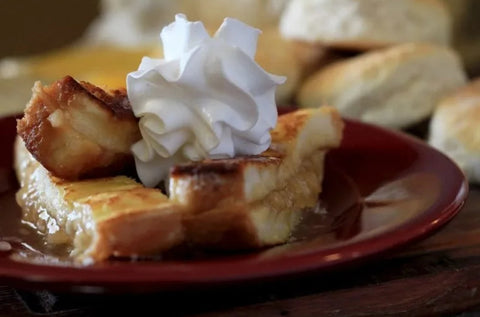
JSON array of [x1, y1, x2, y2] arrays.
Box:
[[127, 14, 286, 187]]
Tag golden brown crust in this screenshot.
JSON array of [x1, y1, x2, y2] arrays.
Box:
[[77, 79, 133, 120], [17, 76, 140, 180], [171, 158, 248, 215], [92, 206, 184, 260], [272, 110, 309, 142], [171, 156, 282, 177], [17, 90, 54, 159]]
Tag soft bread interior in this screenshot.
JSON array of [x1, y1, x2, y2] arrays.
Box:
[[248, 149, 325, 245], [245, 107, 342, 202]]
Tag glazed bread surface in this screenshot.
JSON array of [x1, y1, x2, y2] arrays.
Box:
[[14, 137, 184, 264]]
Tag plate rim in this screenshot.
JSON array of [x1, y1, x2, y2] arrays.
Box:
[[0, 116, 469, 292]]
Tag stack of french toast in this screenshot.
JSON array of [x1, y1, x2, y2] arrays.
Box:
[[14, 76, 343, 263]]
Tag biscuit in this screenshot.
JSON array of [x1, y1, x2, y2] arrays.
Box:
[[280, 0, 451, 50], [429, 78, 480, 183], [256, 28, 343, 105], [181, 0, 289, 29], [255, 28, 303, 105], [298, 43, 467, 129]]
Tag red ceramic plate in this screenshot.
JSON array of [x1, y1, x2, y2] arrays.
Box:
[[0, 115, 468, 293]]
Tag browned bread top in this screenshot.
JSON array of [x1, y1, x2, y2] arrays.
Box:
[[170, 107, 343, 213], [17, 76, 140, 180]]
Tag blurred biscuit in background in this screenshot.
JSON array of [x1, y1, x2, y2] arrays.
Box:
[[81, 0, 308, 105], [180, 0, 289, 30], [85, 1, 336, 106], [280, 0, 451, 50], [255, 28, 302, 105], [429, 79, 480, 183], [83, 0, 179, 46], [0, 1, 295, 112], [83, 0, 289, 46], [2, 0, 480, 118], [298, 43, 467, 129], [256, 28, 343, 105]]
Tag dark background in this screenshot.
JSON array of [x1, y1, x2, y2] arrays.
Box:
[[0, 0, 99, 59]]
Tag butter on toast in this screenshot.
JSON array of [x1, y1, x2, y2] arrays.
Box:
[[14, 138, 184, 263], [14, 107, 343, 263], [17, 76, 140, 180], [170, 107, 343, 249]]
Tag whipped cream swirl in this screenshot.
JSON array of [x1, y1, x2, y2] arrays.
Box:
[[127, 14, 286, 187]]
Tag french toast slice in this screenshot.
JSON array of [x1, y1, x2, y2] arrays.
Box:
[[17, 76, 140, 180], [14, 107, 343, 262], [170, 107, 343, 248], [14, 138, 184, 264]]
